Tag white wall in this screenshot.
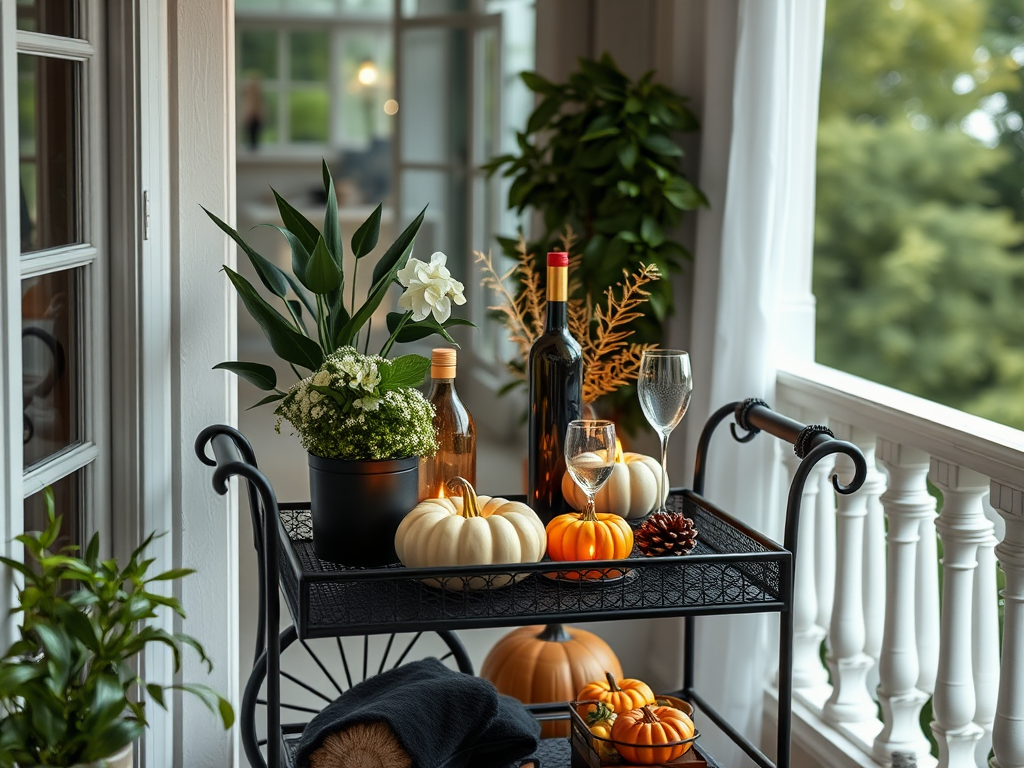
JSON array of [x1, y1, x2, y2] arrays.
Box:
[[167, 1, 239, 765]]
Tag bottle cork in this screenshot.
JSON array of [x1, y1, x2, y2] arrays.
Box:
[[431, 348, 457, 379]]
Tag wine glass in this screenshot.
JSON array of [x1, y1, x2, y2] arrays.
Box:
[[637, 350, 692, 514], [564, 420, 617, 519]]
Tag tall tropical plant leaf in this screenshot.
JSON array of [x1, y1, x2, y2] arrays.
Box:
[[223, 267, 324, 371], [304, 237, 343, 295], [212, 362, 277, 391], [350, 203, 383, 259], [256, 224, 316, 314], [321, 160, 344, 270], [202, 208, 289, 298], [336, 206, 427, 347], [370, 205, 427, 286], [384, 313, 475, 345], [271, 187, 321, 254]]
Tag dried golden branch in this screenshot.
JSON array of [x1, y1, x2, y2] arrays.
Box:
[[475, 242, 540, 369], [478, 234, 662, 404], [579, 264, 661, 403]]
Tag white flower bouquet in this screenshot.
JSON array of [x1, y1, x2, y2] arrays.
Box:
[[276, 348, 437, 461]]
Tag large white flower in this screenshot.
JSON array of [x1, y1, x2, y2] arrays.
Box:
[[396, 251, 467, 323]]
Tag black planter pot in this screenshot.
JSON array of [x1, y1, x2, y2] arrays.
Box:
[[308, 453, 418, 566]]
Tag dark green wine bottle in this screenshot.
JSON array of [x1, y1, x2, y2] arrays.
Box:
[[528, 252, 583, 523]]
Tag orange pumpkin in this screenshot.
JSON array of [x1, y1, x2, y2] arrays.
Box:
[[576, 672, 655, 716], [480, 624, 623, 738], [546, 507, 633, 580], [611, 704, 696, 764]]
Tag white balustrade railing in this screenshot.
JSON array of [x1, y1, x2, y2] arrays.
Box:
[[775, 362, 1024, 768]]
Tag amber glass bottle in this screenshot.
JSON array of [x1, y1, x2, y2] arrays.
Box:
[[528, 252, 583, 523], [419, 348, 477, 500]]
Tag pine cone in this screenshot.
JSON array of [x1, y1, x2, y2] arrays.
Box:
[[635, 512, 698, 556]]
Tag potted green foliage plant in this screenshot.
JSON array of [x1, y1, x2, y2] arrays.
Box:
[[0, 489, 233, 768], [275, 347, 438, 565], [483, 54, 707, 431], [205, 161, 473, 565]]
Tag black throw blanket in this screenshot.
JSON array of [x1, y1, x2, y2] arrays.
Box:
[[295, 657, 540, 768]]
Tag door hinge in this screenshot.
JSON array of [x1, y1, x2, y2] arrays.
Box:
[[143, 190, 150, 241]]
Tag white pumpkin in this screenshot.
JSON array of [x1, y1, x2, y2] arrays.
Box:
[[395, 477, 547, 590], [561, 448, 667, 520]]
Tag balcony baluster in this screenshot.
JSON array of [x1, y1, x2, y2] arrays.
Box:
[[872, 440, 934, 764], [917, 500, 942, 698], [990, 481, 1024, 768], [973, 519, 1000, 766], [862, 436, 888, 699], [783, 442, 830, 691], [929, 460, 988, 768], [822, 423, 877, 725]]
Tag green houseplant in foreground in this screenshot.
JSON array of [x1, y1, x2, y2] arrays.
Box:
[[204, 160, 472, 409], [0, 489, 233, 768]]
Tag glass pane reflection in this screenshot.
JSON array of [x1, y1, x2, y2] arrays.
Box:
[[399, 26, 468, 165], [22, 269, 81, 469], [24, 471, 84, 557], [18, 54, 81, 254], [16, 0, 81, 38], [401, 0, 471, 16]]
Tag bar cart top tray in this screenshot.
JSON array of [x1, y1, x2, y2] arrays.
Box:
[[275, 489, 791, 639]]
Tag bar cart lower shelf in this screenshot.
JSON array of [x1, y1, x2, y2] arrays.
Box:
[[279, 729, 723, 767], [197, 399, 866, 768]]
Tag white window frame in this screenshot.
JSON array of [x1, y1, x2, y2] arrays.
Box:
[[1, 2, 110, 562]]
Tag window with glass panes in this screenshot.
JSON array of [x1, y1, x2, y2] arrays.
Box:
[[4, 1, 108, 553], [235, 20, 393, 150]]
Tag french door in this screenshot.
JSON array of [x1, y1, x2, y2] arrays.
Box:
[[394, 0, 534, 434], [0, 2, 109, 567]]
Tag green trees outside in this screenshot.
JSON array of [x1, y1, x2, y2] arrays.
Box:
[[814, 0, 1024, 428]]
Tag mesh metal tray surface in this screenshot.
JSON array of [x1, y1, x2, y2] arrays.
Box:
[[274, 490, 790, 638]]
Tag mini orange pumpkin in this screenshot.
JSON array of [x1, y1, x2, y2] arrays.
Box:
[[576, 672, 655, 716], [611, 704, 696, 764], [546, 507, 633, 580]]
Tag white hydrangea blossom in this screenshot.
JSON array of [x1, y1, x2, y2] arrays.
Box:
[[276, 347, 436, 461], [396, 251, 467, 323], [353, 396, 381, 412]]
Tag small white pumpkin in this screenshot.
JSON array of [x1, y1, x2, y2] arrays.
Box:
[[395, 477, 546, 590], [561, 445, 667, 520]]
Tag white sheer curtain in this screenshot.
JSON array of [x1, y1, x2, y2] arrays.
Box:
[[679, 1, 826, 764]]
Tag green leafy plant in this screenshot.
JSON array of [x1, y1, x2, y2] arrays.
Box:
[[276, 347, 437, 461], [205, 160, 473, 408], [0, 489, 233, 767], [483, 54, 707, 430]]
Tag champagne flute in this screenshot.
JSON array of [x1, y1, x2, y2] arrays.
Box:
[[637, 350, 692, 514], [564, 420, 617, 519]]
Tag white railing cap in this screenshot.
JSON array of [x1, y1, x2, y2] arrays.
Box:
[[778, 361, 1024, 490]]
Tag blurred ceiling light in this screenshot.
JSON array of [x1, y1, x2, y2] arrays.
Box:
[[357, 60, 379, 86], [383, 99, 399, 115]]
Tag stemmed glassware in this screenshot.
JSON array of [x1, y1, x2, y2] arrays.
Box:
[[637, 350, 692, 514], [564, 420, 617, 518]]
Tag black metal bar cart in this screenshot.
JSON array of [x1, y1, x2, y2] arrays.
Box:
[[196, 398, 866, 768]]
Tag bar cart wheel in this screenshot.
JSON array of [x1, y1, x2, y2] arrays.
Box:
[[241, 625, 472, 768]]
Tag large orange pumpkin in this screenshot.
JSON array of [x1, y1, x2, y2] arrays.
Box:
[[546, 507, 633, 580], [611, 704, 696, 764], [480, 624, 623, 738], [576, 672, 655, 716]]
